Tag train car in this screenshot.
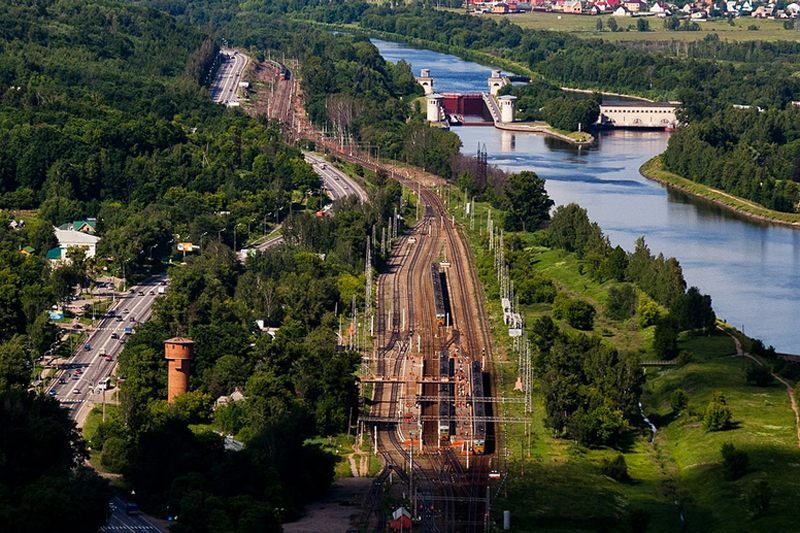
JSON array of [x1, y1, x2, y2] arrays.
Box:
[[438, 383, 451, 443], [470, 360, 487, 454], [438, 349, 452, 443], [431, 263, 447, 326]]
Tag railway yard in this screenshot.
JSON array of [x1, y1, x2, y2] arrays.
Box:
[[245, 53, 503, 531], [360, 187, 495, 531]]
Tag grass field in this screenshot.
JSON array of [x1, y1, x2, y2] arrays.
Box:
[[444, 188, 799, 531], [484, 11, 800, 42]]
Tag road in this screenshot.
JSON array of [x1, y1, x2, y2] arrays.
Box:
[[253, 154, 367, 253], [45, 276, 166, 427], [101, 497, 161, 532], [304, 151, 368, 203], [210, 49, 248, 106]]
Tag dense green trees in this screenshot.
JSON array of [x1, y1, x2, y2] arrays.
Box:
[[0, 387, 111, 532], [663, 107, 800, 213], [537, 331, 643, 446], [542, 97, 600, 133], [501, 171, 554, 231], [546, 204, 715, 358]]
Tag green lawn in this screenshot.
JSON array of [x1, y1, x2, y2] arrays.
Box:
[[491, 11, 800, 43], [443, 187, 799, 531]]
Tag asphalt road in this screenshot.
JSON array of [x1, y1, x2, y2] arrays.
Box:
[[210, 49, 249, 106], [253, 154, 368, 254], [101, 497, 162, 532], [45, 276, 166, 426], [304, 151, 369, 203]]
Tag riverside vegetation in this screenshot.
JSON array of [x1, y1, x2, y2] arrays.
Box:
[[445, 166, 800, 531]]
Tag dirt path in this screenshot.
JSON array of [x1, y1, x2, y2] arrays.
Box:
[[726, 330, 800, 448]]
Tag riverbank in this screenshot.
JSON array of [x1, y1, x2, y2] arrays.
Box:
[[640, 156, 800, 228]]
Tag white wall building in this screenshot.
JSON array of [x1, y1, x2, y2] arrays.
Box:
[[53, 228, 100, 260]]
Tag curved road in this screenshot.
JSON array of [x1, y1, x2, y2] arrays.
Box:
[[304, 151, 369, 203], [210, 49, 248, 106], [254, 153, 368, 253]]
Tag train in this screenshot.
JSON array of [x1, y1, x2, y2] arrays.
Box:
[[470, 360, 486, 455], [267, 59, 290, 81], [438, 349, 453, 443], [431, 263, 447, 327]]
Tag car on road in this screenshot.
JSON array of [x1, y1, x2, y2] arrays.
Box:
[[149, 290, 155, 295], [75, 369, 82, 375], [130, 316, 136, 322], [84, 343, 91, 351], [72, 388, 80, 394], [111, 332, 118, 339], [105, 355, 113, 362], [49, 390, 57, 397], [58, 378, 66, 384]]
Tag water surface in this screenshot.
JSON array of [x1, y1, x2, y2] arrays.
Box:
[[373, 38, 800, 352]]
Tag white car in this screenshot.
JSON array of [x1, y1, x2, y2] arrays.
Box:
[[72, 388, 80, 395]]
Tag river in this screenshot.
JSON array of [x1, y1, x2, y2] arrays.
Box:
[[373, 38, 800, 353]]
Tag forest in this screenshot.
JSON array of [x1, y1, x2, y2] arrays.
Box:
[[0, 0, 410, 529]]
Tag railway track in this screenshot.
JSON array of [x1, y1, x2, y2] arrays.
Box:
[[264, 61, 495, 532]]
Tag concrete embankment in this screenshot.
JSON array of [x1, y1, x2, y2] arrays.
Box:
[[640, 156, 800, 229], [494, 122, 594, 146]]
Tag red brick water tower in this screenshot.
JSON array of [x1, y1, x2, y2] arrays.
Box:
[[164, 337, 194, 403]]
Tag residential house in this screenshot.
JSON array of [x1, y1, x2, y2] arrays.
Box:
[[614, 5, 632, 15], [49, 227, 100, 262], [563, 0, 584, 13], [751, 4, 772, 17], [492, 2, 511, 13], [57, 218, 97, 234], [623, 0, 648, 12], [650, 1, 670, 14]]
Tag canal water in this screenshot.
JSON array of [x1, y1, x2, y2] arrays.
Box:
[[373, 38, 800, 352]]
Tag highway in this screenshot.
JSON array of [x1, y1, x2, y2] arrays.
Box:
[[253, 154, 367, 253], [304, 151, 368, 203], [210, 49, 248, 106], [101, 497, 161, 532], [45, 276, 166, 427]]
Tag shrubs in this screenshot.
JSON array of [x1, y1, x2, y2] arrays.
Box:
[[605, 283, 637, 320], [720, 442, 749, 480], [745, 362, 774, 387], [553, 295, 596, 330], [601, 453, 631, 482], [704, 391, 733, 431], [101, 436, 129, 473], [670, 388, 688, 415], [653, 320, 679, 359], [745, 480, 772, 517]]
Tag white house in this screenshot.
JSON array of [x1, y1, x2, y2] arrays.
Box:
[[50, 228, 100, 261], [614, 6, 632, 16], [650, 1, 670, 14]]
